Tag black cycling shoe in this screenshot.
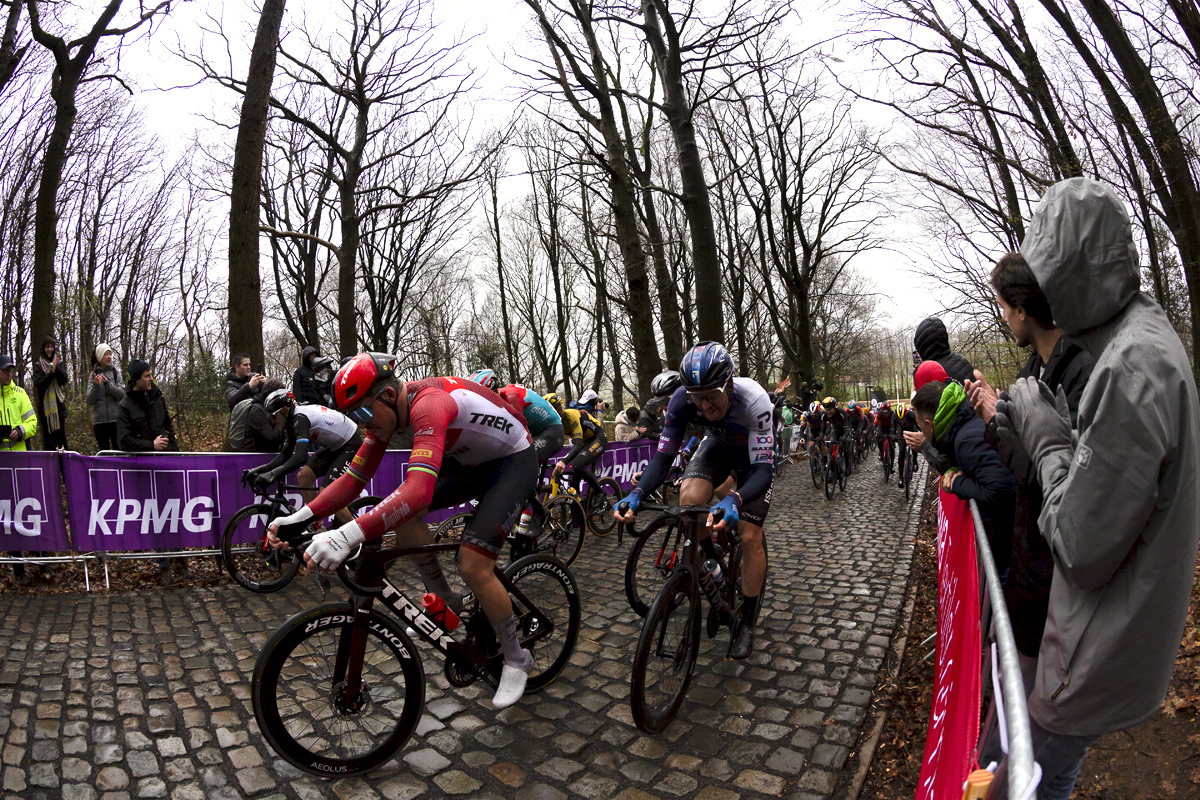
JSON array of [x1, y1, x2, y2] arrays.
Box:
[[729, 623, 755, 660]]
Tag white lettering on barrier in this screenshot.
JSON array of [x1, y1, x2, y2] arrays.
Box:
[[0, 499, 44, 537], [84, 466, 221, 537], [142, 499, 181, 534]]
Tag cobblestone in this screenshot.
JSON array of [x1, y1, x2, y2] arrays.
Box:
[[0, 460, 921, 799]]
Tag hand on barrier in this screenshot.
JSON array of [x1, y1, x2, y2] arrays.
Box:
[[305, 521, 366, 571], [707, 496, 738, 534]]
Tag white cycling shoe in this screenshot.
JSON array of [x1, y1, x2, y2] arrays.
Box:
[[491, 650, 534, 709]]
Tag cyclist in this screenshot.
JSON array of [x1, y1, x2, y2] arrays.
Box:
[[246, 389, 362, 526], [465, 369, 563, 466], [846, 400, 865, 452], [638, 370, 682, 439], [874, 400, 897, 470], [614, 341, 773, 660], [821, 397, 848, 461], [545, 392, 609, 498], [803, 401, 823, 461], [267, 354, 539, 709], [895, 402, 920, 485]]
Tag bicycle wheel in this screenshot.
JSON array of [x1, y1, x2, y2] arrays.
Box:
[[504, 554, 581, 692], [222, 503, 302, 593], [533, 495, 586, 567], [252, 603, 425, 777], [625, 514, 683, 617], [586, 478, 622, 536], [839, 452, 848, 492], [904, 452, 915, 502], [824, 456, 835, 500], [433, 511, 473, 544], [810, 448, 821, 488], [630, 569, 700, 734]]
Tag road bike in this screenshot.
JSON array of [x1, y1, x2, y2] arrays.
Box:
[[622, 502, 755, 733], [222, 474, 382, 593], [808, 437, 822, 488], [881, 433, 894, 483], [823, 433, 847, 500], [433, 484, 586, 568], [252, 531, 581, 777], [899, 437, 916, 502], [549, 468, 622, 537]]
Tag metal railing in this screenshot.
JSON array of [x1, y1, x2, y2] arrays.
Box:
[[970, 498, 1040, 800]]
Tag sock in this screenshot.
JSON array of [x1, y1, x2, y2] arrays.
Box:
[[741, 593, 760, 627], [493, 615, 534, 671], [415, 553, 453, 599]]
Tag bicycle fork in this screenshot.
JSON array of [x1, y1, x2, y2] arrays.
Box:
[[333, 593, 375, 713]]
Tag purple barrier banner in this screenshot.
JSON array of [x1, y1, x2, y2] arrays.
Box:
[[59, 440, 657, 552], [0, 452, 71, 552]]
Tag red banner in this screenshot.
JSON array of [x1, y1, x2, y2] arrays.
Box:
[[916, 490, 982, 800]]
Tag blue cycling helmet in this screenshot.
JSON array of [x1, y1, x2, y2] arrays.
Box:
[[467, 368, 499, 392], [848, 400, 857, 410], [680, 341, 734, 390]]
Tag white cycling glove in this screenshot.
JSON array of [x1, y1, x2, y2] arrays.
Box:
[[273, 505, 315, 538], [305, 520, 366, 571]]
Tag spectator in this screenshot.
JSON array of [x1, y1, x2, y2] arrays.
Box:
[[993, 178, 1200, 800], [225, 353, 265, 410], [309, 356, 337, 406], [292, 345, 324, 405], [247, 379, 287, 453], [910, 379, 1016, 573], [0, 354, 39, 585], [30, 335, 68, 450], [86, 343, 125, 452], [614, 406, 640, 441], [118, 360, 181, 585], [965, 253, 1093, 685], [913, 317, 975, 383]]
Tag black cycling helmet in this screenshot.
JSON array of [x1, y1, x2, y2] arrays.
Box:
[[679, 341, 734, 391], [263, 388, 295, 416], [650, 370, 683, 397]]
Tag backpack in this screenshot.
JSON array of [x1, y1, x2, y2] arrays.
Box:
[[227, 398, 255, 451]]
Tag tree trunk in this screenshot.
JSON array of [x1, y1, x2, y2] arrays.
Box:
[[0, 0, 26, 92], [31, 84, 77, 359], [642, 0, 724, 343], [489, 181, 517, 382], [228, 0, 286, 367], [338, 167, 359, 358], [641, 183, 683, 367]]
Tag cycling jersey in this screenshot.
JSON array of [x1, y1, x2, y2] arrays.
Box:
[[635, 378, 774, 508], [254, 404, 361, 484], [874, 406, 895, 432], [823, 407, 847, 437], [295, 404, 359, 449], [305, 377, 532, 546], [561, 406, 605, 462], [499, 384, 558, 435]]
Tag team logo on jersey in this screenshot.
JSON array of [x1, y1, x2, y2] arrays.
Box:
[[412, 449, 433, 458], [469, 413, 514, 435]]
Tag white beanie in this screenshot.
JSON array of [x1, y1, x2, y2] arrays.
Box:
[[95, 343, 113, 364]]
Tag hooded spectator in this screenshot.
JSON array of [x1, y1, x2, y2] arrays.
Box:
[[225, 353, 265, 410], [247, 378, 287, 453], [912, 380, 1016, 573], [614, 406, 640, 441], [993, 178, 1200, 799], [86, 343, 125, 452], [30, 335, 69, 450], [292, 345, 324, 405], [913, 317, 975, 383]]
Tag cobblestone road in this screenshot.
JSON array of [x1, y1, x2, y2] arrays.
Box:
[[0, 454, 923, 800]]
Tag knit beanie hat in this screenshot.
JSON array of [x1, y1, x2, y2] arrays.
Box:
[[128, 359, 151, 384], [95, 343, 113, 364], [914, 360, 950, 390]]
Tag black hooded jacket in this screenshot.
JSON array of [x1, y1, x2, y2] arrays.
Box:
[[118, 386, 180, 452], [292, 346, 323, 405], [914, 318, 976, 383]]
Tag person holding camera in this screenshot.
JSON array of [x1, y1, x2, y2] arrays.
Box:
[[86, 343, 125, 452], [225, 353, 266, 410]]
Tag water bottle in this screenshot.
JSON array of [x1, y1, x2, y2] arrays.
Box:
[[514, 509, 532, 537], [698, 559, 726, 608], [422, 593, 460, 632], [703, 559, 724, 587]]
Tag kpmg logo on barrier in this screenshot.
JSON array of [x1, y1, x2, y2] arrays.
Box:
[[85, 467, 220, 537], [0, 467, 50, 537]]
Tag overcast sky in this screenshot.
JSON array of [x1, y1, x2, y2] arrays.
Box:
[[120, 0, 945, 333]]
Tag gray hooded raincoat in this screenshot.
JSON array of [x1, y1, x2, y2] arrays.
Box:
[[1020, 178, 1200, 737]]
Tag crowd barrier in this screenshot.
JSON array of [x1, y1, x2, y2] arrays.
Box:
[[0, 440, 657, 589], [916, 489, 1039, 800]]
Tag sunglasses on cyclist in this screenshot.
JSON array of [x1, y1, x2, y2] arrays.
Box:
[[346, 386, 392, 425], [687, 386, 726, 405]]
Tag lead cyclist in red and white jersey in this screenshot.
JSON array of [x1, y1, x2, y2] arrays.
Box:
[[267, 353, 539, 708]]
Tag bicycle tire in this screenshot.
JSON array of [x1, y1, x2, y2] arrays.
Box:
[[839, 452, 847, 492], [625, 514, 682, 617], [222, 503, 302, 593], [433, 511, 473, 544], [630, 569, 700, 734], [252, 603, 425, 777], [810, 449, 821, 488], [534, 495, 586, 567], [504, 554, 581, 692], [824, 455, 835, 500], [904, 452, 915, 502], [586, 478, 622, 536]]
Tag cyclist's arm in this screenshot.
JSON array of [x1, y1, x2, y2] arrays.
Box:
[[735, 396, 775, 506], [631, 426, 684, 496], [263, 416, 312, 477], [274, 432, 387, 538], [348, 392, 458, 540]]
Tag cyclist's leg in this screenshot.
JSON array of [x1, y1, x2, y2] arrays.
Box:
[[533, 424, 565, 465]]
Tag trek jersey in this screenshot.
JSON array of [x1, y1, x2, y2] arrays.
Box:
[[306, 377, 532, 540], [634, 378, 775, 506], [499, 384, 558, 435]]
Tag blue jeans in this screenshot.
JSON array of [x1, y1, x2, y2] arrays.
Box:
[[1029, 718, 1094, 800]]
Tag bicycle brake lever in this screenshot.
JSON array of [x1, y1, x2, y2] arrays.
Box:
[[316, 569, 330, 601]]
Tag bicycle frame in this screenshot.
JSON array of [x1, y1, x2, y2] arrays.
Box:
[[634, 503, 738, 618]]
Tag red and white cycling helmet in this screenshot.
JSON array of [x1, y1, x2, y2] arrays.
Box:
[[333, 352, 398, 423]]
